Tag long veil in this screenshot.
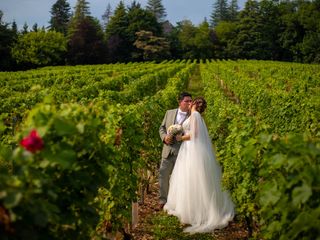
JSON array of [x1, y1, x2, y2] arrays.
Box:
[[165, 111, 234, 233]]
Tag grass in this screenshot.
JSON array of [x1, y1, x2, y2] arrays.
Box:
[[150, 212, 215, 240], [187, 64, 204, 98]]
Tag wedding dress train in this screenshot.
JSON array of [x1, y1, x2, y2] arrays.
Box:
[[164, 111, 234, 233]]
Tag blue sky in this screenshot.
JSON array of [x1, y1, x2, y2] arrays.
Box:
[[1, 0, 245, 29]]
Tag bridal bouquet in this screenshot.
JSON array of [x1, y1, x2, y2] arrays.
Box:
[[167, 124, 183, 137]]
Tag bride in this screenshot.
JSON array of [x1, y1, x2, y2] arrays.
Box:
[[164, 97, 234, 233]]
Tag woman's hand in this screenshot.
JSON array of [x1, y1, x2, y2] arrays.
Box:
[[175, 134, 183, 142], [176, 134, 190, 142]]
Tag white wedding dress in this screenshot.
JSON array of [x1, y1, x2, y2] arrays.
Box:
[[164, 111, 234, 233]]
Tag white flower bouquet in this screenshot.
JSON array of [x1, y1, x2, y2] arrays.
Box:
[[167, 124, 183, 137]]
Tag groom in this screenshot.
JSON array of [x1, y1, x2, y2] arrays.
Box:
[[158, 92, 192, 209]]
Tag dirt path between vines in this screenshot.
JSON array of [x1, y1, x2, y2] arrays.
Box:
[[129, 65, 249, 239]]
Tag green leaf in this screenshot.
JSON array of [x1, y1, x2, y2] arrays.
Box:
[[39, 159, 50, 168], [54, 149, 76, 169], [4, 191, 23, 208], [260, 181, 281, 206], [44, 149, 76, 169], [287, 212, 310, 238], [53, 117, 78, 135], [0, 121, 6, 133], [271, 153, 286, 169], [0, 145, 12, 160], [32, 111, 50, 127], [267, 220, 282, 233], [76, 122, 85, 134], [292, 182, 312, 206]]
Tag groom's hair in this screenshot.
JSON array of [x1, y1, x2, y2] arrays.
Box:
[[178, 92, 192, 101]]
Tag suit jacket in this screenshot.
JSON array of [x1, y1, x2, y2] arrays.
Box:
[[159, 108, 184, 159]]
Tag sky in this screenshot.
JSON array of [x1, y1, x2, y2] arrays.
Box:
[[1, 0, 245, 30]]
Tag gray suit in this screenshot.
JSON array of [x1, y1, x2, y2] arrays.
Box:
[[159, 108, 185, 204]]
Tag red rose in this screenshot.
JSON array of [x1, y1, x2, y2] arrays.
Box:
[[20, 129, 44, 153]]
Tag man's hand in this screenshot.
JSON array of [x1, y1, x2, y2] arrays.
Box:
[[164, 134, 174, 145]]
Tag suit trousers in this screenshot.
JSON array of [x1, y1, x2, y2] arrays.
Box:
[[159, 153, 178, 204]]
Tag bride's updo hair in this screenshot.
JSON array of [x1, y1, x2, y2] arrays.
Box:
[[192, 97, 207, 114]]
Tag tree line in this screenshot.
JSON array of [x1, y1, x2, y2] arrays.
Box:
[[0, 0, 319, 71]]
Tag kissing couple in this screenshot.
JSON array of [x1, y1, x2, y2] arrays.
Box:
[[158, 92, 234, 233]]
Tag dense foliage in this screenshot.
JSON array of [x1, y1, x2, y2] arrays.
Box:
[[11, 30, 67, 67], [1, 60, 319, 239], [0, 60, 195, 239], [1, 0, 320, 70], [201, 60, 320, 239]]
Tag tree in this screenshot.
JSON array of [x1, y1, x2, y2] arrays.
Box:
[[227, 0, 269, 59], [68, 0, 91, 35], [102, 3, 113, 29], [193, 20, 215, 59], [73, 0, 90, 20], [228, 0, 239, 21], [105, 1, 130, 62], [67, 17, 106, 64], [11, 30, 67, 67], [258, 0, 282, 60], [176, 20, 197, 59], [0, 10, 18, 70], [49, 0, 71, 35], [68, 0, 90, 33], [105, 1, 127, 37], [298, 0, 320, 63], [22, 22, 29, 34], [134, 30, 170, 61], [299, 31, 320, 63], [166, 26, 183, 59], [146, 0, 167, 23], [211, 0, 229, 27], [66, 0, 106, 64], [174, 20, 215, 59], [214, 20, 238, 58], [127, 1, 162, 60], [32, 23, 38, 32], [278, 0, 320, 63], [11, 20, 18, 34]]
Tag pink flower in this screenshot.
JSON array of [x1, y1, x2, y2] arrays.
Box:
[[20, 130, 44, 153]]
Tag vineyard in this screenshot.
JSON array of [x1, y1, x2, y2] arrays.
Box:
[[0, 60, 319, 239]]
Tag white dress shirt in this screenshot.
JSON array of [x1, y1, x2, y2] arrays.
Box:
[[175, 109, 188, 125]]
